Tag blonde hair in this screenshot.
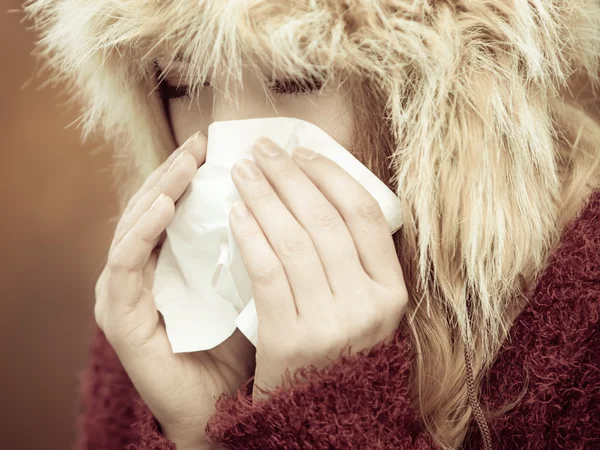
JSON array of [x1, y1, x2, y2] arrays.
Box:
[[25, 1, 600, 448]]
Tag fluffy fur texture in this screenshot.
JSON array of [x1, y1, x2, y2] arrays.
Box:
[[24, 0, 600, 448]]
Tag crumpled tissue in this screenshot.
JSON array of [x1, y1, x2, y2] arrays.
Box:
[[153, 117, 403, 353]]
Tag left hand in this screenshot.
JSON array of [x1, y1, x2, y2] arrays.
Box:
[[229, 137, 408, 401]]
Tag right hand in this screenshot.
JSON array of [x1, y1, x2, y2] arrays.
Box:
[[94, 132, 256, 450]]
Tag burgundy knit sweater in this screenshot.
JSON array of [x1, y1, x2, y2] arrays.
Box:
[[77, 189, 600, 450]]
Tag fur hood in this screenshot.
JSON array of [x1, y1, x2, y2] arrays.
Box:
[[24, 0, 600, 408], [24, 1, 600, 174], [24, 1, 600, 446]]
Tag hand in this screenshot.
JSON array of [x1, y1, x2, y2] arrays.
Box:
[[229, 137, 408, 401], [95, 132, 255, 450]]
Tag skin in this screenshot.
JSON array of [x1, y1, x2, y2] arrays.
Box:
[[166, 61, 356, 152], [95, 65, 408, 449]]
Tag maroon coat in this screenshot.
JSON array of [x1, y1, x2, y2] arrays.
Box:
[[76, 189, 600, 449]]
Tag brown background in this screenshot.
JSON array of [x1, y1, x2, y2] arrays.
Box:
[[1, 3, 117, 449]]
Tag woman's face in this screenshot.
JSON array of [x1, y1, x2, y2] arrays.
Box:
[[158, 61, 356, 151]]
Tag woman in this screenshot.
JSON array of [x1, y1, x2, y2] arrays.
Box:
[[25, 1, 599, 449]]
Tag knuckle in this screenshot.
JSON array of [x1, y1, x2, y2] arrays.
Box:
[[112, 220, 129, 246], [105, 249, 123, 272], [274, 162, 298, 178], [250, 187, 276, 204], [279, 231, 311, 258], [234, 220, 261, 239], [351, 301, 384, 336], [106, 249, 133, 276], [354, 199, 384, 225], [253, 262, 284, 285], [308, 202, 341, 229], [131, 224, 155, 246]]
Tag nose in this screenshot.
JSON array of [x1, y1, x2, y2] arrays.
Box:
[[210, 71, 279, 124]]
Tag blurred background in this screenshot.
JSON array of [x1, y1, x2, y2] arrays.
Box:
[[1, 3, 117, 449]]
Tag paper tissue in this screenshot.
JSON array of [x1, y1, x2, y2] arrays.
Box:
[[153, 117, 403, 353]]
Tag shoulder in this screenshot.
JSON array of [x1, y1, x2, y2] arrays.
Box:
[[520, 187, 600, 330], [480, 188, 600, 448], [540, 187, 600, 293], [495, 187, 599, 377]]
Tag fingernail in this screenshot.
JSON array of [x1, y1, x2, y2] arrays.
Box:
[[234, 158, 260, 180], [292, 146, 317, 161], [182, 131, 204, 149], [174, 131, 204, 163], [152, 193, 166, 209], [231, 200, 250, 219], [169, 151, 188, 172], [255, 137, 281, 158]]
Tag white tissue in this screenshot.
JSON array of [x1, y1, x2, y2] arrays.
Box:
[[153, 117, 403, 353]]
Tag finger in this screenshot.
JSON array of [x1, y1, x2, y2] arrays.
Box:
[[292, 147, 403, 287], [231, 158, 332, 317], [142, 248, 159, 291], [106, 194, 175, 321], [252, 137, 364, 295], [111, 150, 197, 253], [111, 132, 206, 252], [229, 201, 297, 325], [128, 131, 206, 210], [111, 248, 175, 373]]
